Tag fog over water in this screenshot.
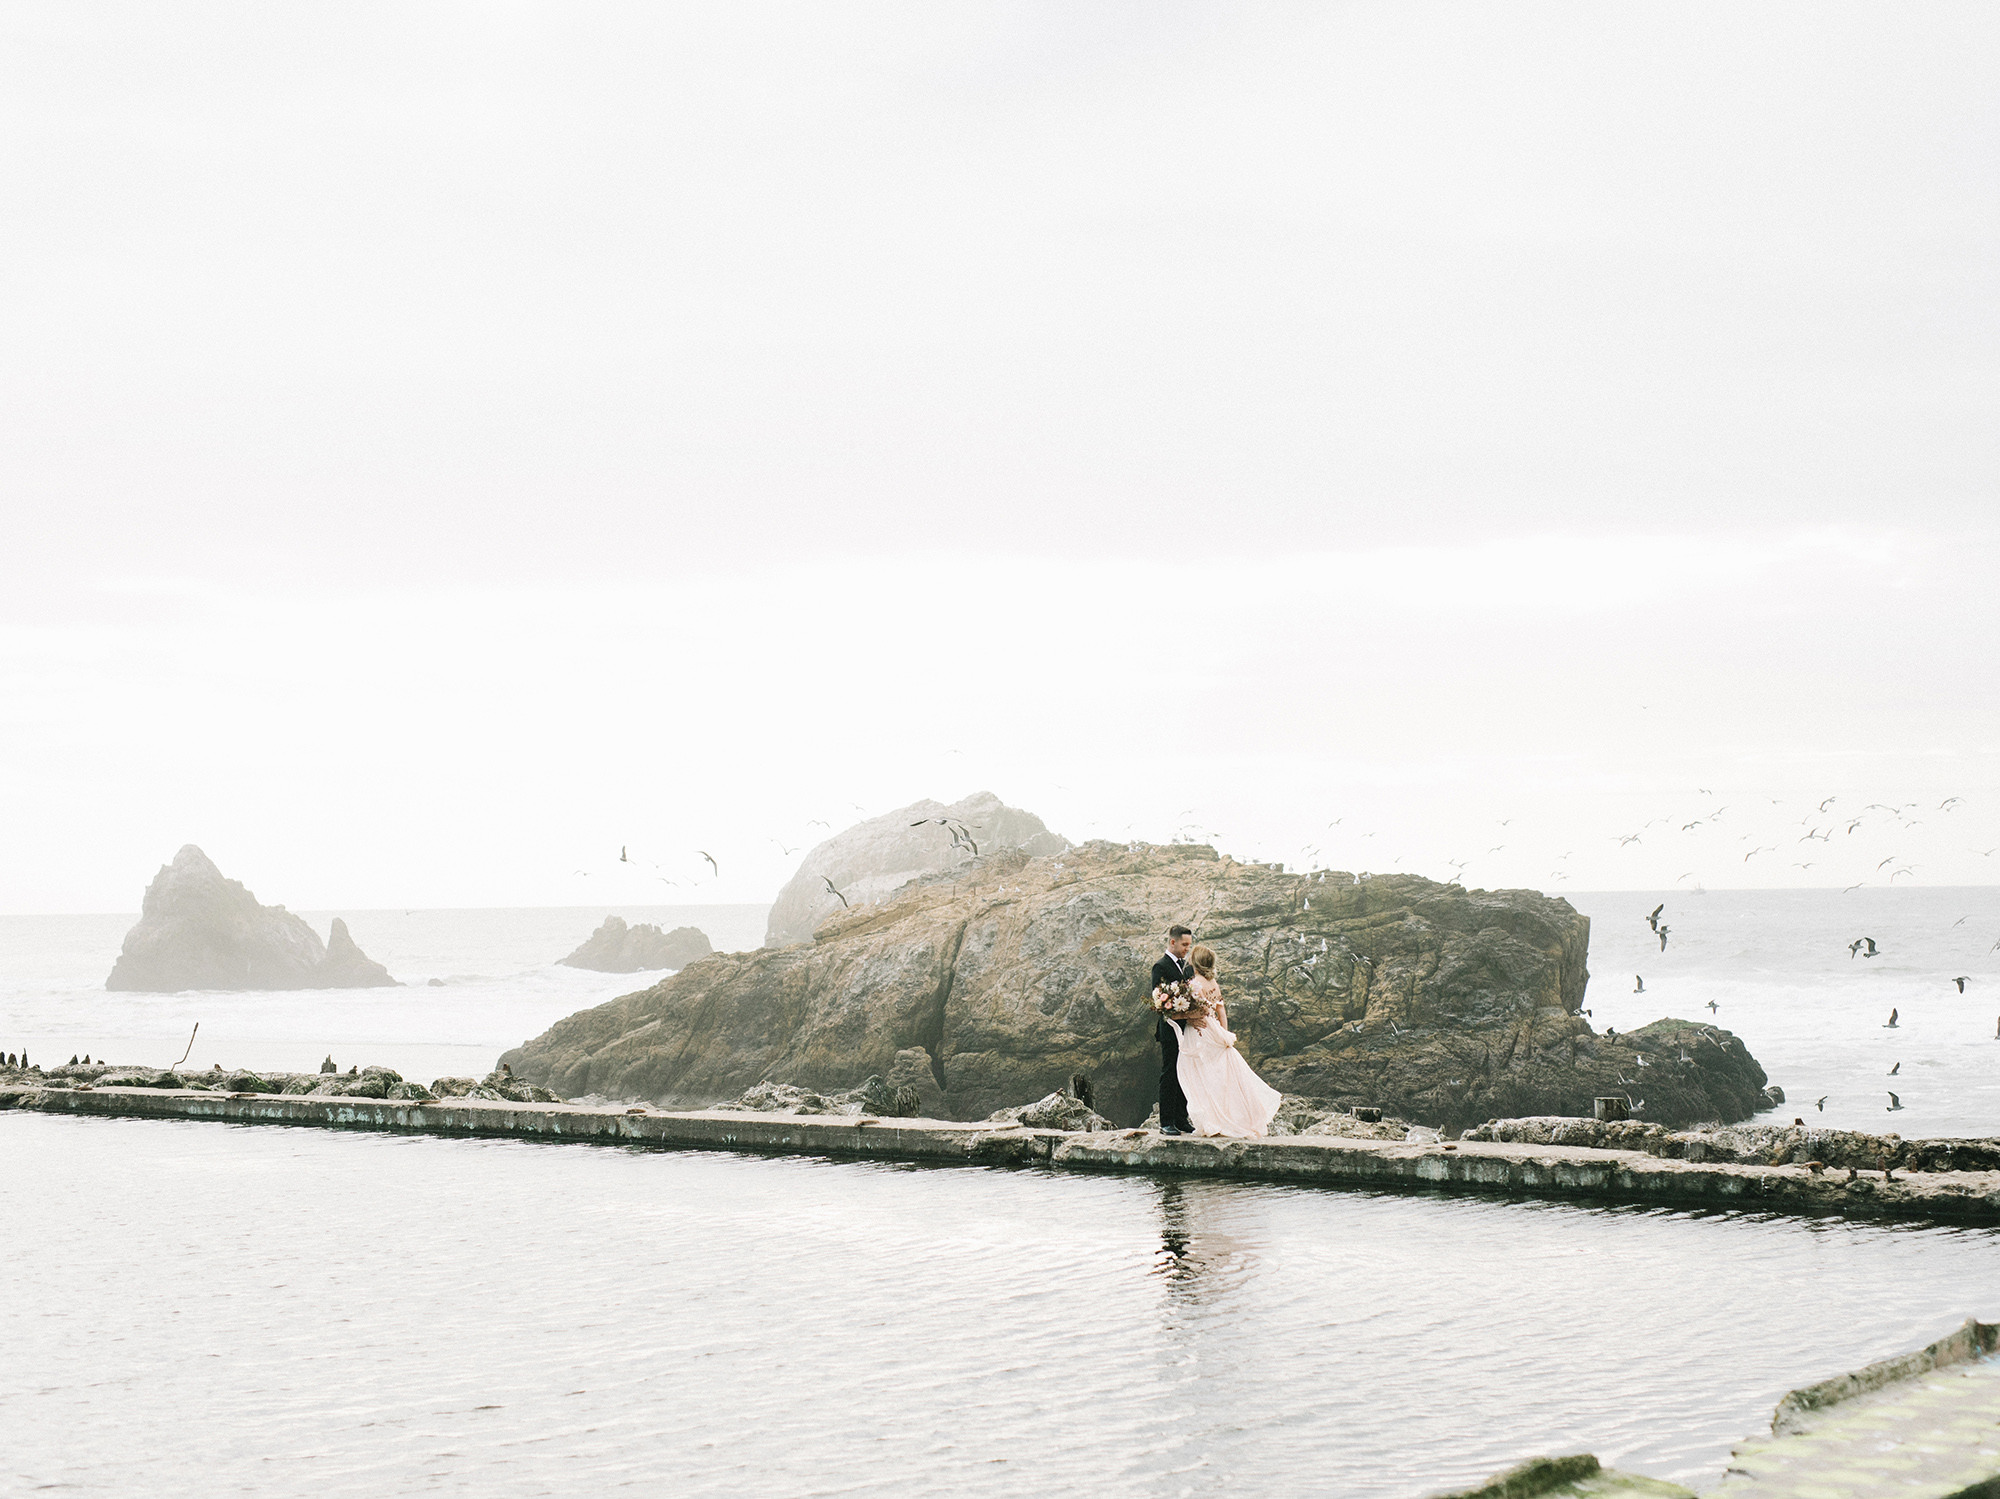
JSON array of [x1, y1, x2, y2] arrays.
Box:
[[4, 7, 1998, 1495]]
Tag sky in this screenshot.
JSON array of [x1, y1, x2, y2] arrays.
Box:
[[1, 3, 1995, 912]]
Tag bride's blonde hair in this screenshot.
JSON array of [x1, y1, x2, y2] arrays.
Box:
[[1189, 944, 1217, 981]]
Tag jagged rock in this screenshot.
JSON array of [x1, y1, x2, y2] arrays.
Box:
[[386, 1082, 434, 1101], [429, 1076, 478, 1098], [1266, 1095, 1416, 1141], [763, 791, 1069, 947], [558, 917, 713, 973], [320, 919, 397, 987], [884, 1046, 946, 1118], [716, 1078, 880, 1115], [104, 846, 400, 991], [504, 841, 1762, 1130], [986, 1091, 1116, 1132]]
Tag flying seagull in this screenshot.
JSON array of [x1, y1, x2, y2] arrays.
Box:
[[1884, 1007, 1899, 1029], [696, 850, 719, 876], [821, 876, 850, 909], [1706, 999, 1719, 1013], [1647, 904, 1664, 931], [620, 846, 628, 863], [1657, 926, 1670, 951], [1815, 1095, 1827, 1111], [1888, 1061, 1900, 1076], [1886, 1091, 1904, 1112], [1633, 975, 1645, 993], [1952, 976, 1968, 993]]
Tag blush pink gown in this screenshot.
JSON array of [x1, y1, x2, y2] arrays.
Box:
[[1171, 978, 1283, 1137]]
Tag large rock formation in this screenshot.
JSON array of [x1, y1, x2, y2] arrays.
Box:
[[505, 840, 1767, 1130], [763, 791, 1068, 947], [104, 846, 401, 991], [558, 917, 712, 973]]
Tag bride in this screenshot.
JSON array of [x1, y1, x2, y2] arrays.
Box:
[[1171, 945, 1283, 1137]]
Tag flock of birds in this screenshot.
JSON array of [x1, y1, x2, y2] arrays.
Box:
[[1255, 790, 1991, 901], [1630, 891, 1994, 1121]]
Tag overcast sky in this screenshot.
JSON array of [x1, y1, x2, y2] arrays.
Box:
[[2, 3, 1994, 912]]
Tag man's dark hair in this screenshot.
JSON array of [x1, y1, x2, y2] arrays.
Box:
[[1167, 924, 1192, 940]]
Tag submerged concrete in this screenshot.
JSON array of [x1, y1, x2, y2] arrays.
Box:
[[9, 1083, 2000, 1224]]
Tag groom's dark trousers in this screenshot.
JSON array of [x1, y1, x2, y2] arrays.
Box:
[[1152, 953, 1195, 1132]]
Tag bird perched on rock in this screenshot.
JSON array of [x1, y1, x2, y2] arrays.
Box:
[[1805, 1160, 1826, 1175], [320, 1055, 337, 1074]]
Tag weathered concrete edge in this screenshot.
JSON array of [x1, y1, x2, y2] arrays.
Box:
[[10, 1086, 2000, 1224], [1770, 1316, 2000, 1435]]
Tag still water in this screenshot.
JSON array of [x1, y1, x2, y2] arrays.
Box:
[[5, 1114, 1997, 1497]]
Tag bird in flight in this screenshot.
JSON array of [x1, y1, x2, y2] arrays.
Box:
[[1953, 976, 1969, 993], [1647, 904, 1664, 931], [1616, 833, 1642, 846], [1940, 797, 1963, 810], [620, 846, 629, 863], [1884, 1007, 1899, 1028], [1633, 975, 1645, 993], [1887, 1091, 1904, 1112], [1850, 937, 1878, 959], [772, 840, 799, 856], [1656, 925, 1670, 951], [1888, 1061, 1900, 1076], [1815, 1095, 1827, 1111], [821, 875, 850, 908], [696, 850, 719, 876], [1706, 999, 1719, 1014], [1819, 797, 1837, 812]]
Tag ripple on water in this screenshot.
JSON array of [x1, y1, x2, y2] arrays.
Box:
[[2, 1114, 1997, 1497]]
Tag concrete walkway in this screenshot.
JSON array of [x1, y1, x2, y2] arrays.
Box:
[[1712, 1320, 2000, 1498], [8, 1083, 2000, 1224]]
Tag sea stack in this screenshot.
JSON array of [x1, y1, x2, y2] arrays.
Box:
[[558, 917, 713, 973], [104, 845, 401, 991]]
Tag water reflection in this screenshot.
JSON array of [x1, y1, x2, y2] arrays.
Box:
[[6, 1118, 1999, 1499]]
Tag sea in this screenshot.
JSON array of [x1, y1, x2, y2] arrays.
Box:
[[3, 888, 1998, 1496]]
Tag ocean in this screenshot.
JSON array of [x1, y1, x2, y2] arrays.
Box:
[[3, 887, 1997, 1495]]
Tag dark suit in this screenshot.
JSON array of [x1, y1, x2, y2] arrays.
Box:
[[1152, 951, 1195, 1131]]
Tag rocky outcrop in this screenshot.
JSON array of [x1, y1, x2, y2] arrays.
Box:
[[104, 846, 400, 991], [504, 840, 1770, 1130], [320, 918, 397, 987], [1462, 1115, 2000, 1172], [763, 791, 1068, 947], [558, 917, 712, 973]]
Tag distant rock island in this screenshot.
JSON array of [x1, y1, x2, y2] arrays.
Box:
[[505, 839, 1769, 1130], [105, 845, 400, 991], [763, 790, 1067, 947], [558, 916, 712, 973]]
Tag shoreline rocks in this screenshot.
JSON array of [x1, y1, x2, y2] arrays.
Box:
[[1463, 1114, 2000, 1173], [504, 840, 1768, 1130], [105, 846, 400, 991], [558, 917, 712, 973]]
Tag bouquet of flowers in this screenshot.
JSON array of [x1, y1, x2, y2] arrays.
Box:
[[1150, 979, 1195, 1016]]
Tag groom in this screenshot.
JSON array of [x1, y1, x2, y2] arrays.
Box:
[[1151, 924, 1196, 1135]]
